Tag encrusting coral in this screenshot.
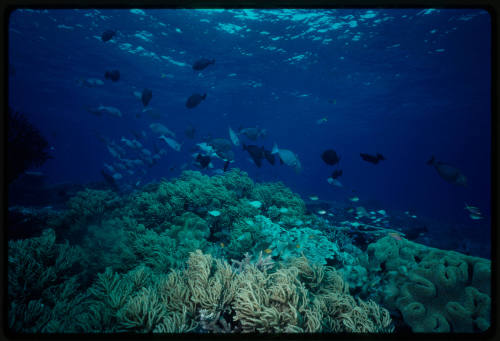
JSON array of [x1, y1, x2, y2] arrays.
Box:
[[362, 236, 491, 332]]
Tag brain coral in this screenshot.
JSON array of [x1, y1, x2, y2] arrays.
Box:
[[365, 236, 491, 332]]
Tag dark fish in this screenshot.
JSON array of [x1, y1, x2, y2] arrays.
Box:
[[331, 169, 342, 179], [224, 160, 230, 172], [193, 58, 215, 71], [186, 93, 206, 109], [104, 70, 120, 82], [264, 149, 275, 165], [101, 30, 116, 42], [243, 144, 264, 167], [321, 149, 341, 165], [141, 88, 152, 107], [101, 170, 119, 191], [427, 156, 467, 186], [404, 225, 428, 240], [185, 124, 196, 138], [196, 153, 211, 168], [360, 153, 385, 164]]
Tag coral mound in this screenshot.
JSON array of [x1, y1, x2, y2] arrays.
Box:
[[365, 236, 491, 332]]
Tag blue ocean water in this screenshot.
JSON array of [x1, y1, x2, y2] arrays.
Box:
[[8, 8, 491, 255]]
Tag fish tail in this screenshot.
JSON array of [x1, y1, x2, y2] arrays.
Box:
[[426, 156, 435, 165], [272, 143, 279, 154]]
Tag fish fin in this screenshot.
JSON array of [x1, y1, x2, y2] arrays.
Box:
[[426, 156, 435, 165], [377, 153, 385, 161], [272, 143, 279, 154]]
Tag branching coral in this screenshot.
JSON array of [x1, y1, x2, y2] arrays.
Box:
[[8, 229, 87, 333]]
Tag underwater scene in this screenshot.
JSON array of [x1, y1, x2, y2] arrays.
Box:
[[6, 8, 492, 334]]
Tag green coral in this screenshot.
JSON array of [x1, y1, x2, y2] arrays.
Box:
[[227, 215, 340, 265], [364, 236, 491, 332], [127, 169, 254, 232], [49, 189, 121, 229], [249, 182, 306, 222], [8, 229, 88, 332]]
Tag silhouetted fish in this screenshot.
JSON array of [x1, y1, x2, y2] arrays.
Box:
[[141, 88, 152, 106], [186, 93, 206, 108], [224, 160, 230, 172], [427, 156, 467, 186], [193, 58, 215, 71], [101, 30, 116, 42], [360, 153, 385, 164], [196, 153, 211, 168], [101, 169, 119, 191], [243, 144, 264, 167], [104, 70, 120, 82], [264, 149, 275, 165], [322, 149, 340, 165]]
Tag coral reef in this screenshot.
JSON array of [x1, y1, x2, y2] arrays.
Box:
[[48, 188, 122, 239], [67, 250, 395, 333], [45, 169, 340, 275], [363, 236, 491, 332], [8, 229, 88, 332], [249, 182, 306, 220], [7, 169, 490, 334], [226, 215, 342, 265]]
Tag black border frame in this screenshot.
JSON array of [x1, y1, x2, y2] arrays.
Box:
[[1, 1, 498, 341]]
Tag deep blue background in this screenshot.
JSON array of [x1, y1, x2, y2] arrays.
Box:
[[8, 9, 491, 242]]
